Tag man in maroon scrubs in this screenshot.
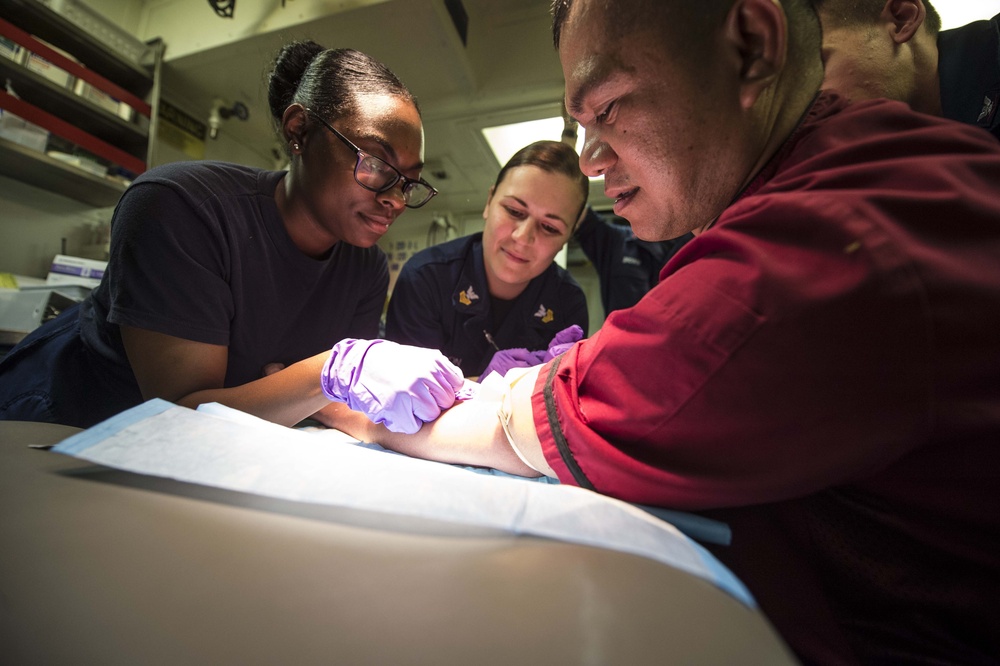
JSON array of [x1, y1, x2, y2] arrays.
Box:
[[326, 1, 1000, 662]]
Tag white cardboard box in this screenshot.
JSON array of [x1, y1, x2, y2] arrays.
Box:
[[73, 79, 120, 115], [0, 36, 25, 63], [0, 108, 49, 153], [25, 51, 73, 88], [46, 254, 107, 289]]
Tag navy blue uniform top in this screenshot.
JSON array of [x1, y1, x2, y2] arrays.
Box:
[[939, 12, 1000, 140], [385, 233, 588, 377], [574, 208, 691, 316], [0, 161, 387, 428]]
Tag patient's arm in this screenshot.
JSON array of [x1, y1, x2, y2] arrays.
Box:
[[326, 365, 555, 478]]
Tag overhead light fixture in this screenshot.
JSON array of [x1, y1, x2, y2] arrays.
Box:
[[482, 117, 576, 166], [482, 117, 601, 181], [936, 3, 995, 30]]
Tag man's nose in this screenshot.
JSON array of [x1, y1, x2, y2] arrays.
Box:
[[580, 129, 614, 178]]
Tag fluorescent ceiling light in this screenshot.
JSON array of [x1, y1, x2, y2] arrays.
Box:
[[482, 117, 601, 181], [936, 1, 996, 30], [483, 116, 577, 166]]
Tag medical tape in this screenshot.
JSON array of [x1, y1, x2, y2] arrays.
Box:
[[495, 367, 541, 473]]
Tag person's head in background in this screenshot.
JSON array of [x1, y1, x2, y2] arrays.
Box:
[[552, 0, 824, 242], [812, 0, 943, 115], [267, 42, 435, 256], [482, 140, 589, 300]]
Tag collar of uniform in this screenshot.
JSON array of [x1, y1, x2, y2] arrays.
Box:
[[449, 234, 562, 332], [510, 265, 562, 330]]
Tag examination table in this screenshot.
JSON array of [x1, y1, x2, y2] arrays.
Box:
[[0, 421, 798, 665]]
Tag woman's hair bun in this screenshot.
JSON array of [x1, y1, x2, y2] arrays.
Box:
[[267, 40, 326, 121]]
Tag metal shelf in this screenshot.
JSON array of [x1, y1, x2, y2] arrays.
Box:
[[0, 57, 148, 159], [0, 0, 154, 97], [0, 0, 160, 205], [0, 136, 127, 206]]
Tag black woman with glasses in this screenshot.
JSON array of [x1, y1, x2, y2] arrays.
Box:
[[0, 41, 461, 431]]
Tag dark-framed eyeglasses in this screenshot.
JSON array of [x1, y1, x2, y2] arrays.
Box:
[[306, 108, 438, 209]]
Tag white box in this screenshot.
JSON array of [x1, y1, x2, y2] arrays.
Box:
[[0, 108, 49, 153], [116, 101, 134, 123], [46, 254, 107, 289], [25, 51, 73, 88], [46, 150, 108, 178], [0, 36, 25, 63], [73, 79, 120, 115]]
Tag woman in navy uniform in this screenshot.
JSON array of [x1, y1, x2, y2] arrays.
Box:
[[385, 141, 589, 377]]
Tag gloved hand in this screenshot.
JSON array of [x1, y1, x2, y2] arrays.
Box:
[[321, 339, 465, 434], [479, 325, 585, 381], [480, 347, 545, 381], [546, 324, 584, 357]]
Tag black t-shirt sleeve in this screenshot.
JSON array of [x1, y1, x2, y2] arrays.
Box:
[[105, 181, 233, 346], [352, 249, 389, 340]]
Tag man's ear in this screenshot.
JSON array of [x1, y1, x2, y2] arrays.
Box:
[[281, 103, 309, 150], [882, 0, 925, 44], [725, 0, 787, 110]]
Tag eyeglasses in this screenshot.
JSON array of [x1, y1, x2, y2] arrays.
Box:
[[306, 109, 438, 209]]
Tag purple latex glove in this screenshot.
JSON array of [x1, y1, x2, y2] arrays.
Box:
[[322, 339, 465, 434], [545, 324, 584, 358], [479, 347, 545, 382], [479, 325, 585, 381]]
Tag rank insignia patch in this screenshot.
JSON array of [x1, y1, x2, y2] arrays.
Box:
[[459, 285, 479, 306], [534, 304, 554, 323]]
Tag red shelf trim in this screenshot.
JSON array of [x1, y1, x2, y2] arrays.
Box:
[[0, 88, 146, 175], [0, 16, 152, 118]]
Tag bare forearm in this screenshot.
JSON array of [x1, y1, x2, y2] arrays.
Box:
[[327, 399, 541, 477], [176, 352, 331, 427]]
